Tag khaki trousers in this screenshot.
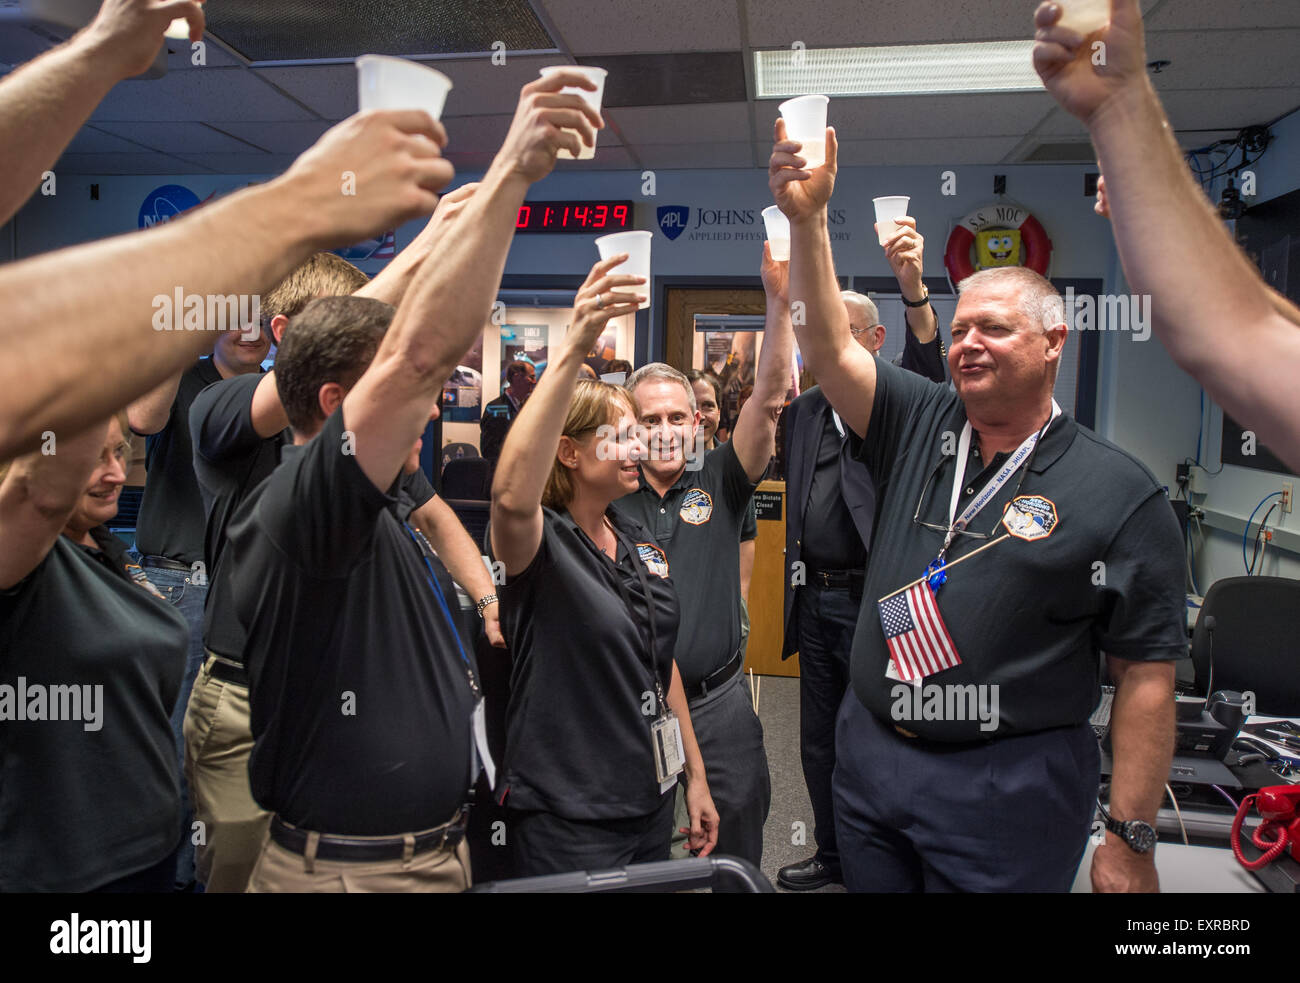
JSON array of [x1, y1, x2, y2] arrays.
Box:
[[246, 826, 472, 893], [182, 655, 271, 893]]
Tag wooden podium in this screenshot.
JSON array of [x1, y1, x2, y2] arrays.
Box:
[[744, 479, 799, 678]]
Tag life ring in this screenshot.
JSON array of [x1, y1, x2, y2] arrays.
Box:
[[943, 202, 1053, 286]]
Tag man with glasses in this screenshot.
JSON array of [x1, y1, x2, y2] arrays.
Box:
[[777, 222, 945, 891], [769, 120, 1186, 893]]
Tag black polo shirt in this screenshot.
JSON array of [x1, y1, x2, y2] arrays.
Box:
[[228, 407, 476, 834], [851, 357, 1187, 741], [613, 440, 757, 686], [0, 531, 185, 891], [189, 372, 290, 661], [134, 356, 222, 564], [498, 507, 678, 820]]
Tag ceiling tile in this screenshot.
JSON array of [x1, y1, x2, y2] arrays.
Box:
[[759, 92, 1058, 143], [203, 120, 333, 154], [817, 136, 1022, 167], [255, 55, 559, 121], [1146, 0, 1300, 31], [52, 152, 205, 175], [541, 0, 741, 54], [606, 103, 751, 145], [171, 152, 299, 174], [637, 142, 755, 169], [65, 126, 152, 154], [92, 68, 317, 122], [1157, 87, 1300, 131], [92, 121, 261, 153], [1143, 30, 1300, 90]]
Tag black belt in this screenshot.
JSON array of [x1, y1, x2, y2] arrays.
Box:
[[807, 567, 865, 592], [270, 809, 468, 862], [141, 555, 192, 573], [685, 650, 743, 702], [205, 655, 248, 687]]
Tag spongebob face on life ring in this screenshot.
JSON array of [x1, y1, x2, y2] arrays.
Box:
[[975, 228, 1021, 269]]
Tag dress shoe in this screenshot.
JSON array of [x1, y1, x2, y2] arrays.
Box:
[[777, 856, 840, 891]]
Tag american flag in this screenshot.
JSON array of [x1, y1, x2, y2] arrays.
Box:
[[877, 580, 961, 681]]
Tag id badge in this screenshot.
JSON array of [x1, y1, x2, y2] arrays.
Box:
[[651, 712, 684, 790], [471, 698, 496, 791]]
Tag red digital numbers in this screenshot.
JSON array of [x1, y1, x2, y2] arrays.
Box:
[[516, 205, 530, 229], [594, 204, 608, 227], [573, 206, 589, 226], [613, 205, 628, 227]]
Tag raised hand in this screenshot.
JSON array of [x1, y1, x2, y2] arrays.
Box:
[[81, 0, 206, 80], [280, 110, 453, 250], [769, 117, 838, 222], [759, 241, 789, 306], [567, 254, 645, 353], [880, 216, 926, 297], [1033, 0, 1149, 126], [493, 71, 603, 185]]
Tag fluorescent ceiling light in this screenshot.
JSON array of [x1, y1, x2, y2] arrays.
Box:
[[754, 41, 1042, 98]]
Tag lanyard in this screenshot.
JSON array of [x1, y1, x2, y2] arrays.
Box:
[[405, 523, 480, 700], [940, 400, 1061, 560], [601, 518, 669, 719]]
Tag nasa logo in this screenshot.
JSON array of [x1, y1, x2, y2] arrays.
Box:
[[1001, 495, 1059, 541], [657, 205, 690, 241], [138, 184, 203, 229]]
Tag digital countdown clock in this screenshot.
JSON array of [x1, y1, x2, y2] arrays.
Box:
[[515, 200, 634, 234]]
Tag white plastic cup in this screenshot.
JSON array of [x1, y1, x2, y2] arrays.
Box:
[[762, 205, 790, 262], [595, 231, 652, 310], [1055, 0, 1110, 35], [539, 66, 608, 160], [778, 94, 829, 169], [356, 55, 453, 121], [873, 196, 911, 247]]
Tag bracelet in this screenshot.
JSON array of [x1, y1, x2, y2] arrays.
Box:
[[902, 290, 930, 308], [475, 594, 498, 617]]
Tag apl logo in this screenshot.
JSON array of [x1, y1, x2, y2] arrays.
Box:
[[138, 184, 205, 229], [657, 205, 689, 241]]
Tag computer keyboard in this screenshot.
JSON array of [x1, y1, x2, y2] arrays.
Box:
[[1091, 686, 1115, 740]]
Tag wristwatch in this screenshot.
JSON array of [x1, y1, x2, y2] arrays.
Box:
[[1096, 799, 1156, 854], [902, 285, 930, 308], [475, 593, 498, 617]]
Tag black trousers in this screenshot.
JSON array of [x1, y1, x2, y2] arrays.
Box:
[[793, 583, 858, 871], [508, 792, 675, 877], [832, 691, 1099, 892]]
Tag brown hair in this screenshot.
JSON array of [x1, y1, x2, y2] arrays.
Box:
[[263, 252, 371, 328], [276, 296, 395, 434], [542, 380, 638, 511]]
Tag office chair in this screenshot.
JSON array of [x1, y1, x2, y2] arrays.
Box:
[[441, 442, 480, 467], [1191, 576, 1300, 716], [441, 457, 490, 501]]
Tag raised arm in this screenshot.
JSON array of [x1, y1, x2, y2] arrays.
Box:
[[0, 0, 205, 226], [490, 255, 643, 574], [1035, 0, 1300, 471], [127, 368, 186, 435], [769, 119, 877, 438], [731, 243, 794, 482], [0, 109, 447, 461], [0, 422, 107, 589], [355, 182, 481, 307], [412, 494, 506, 648], [881, 216, 939, 346], [341, 71, 602, 495]]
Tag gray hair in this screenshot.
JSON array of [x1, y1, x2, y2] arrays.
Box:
[[840, 290, 881, 327], [956, 267, 1064, 332], [625, 361, 697, 413]]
